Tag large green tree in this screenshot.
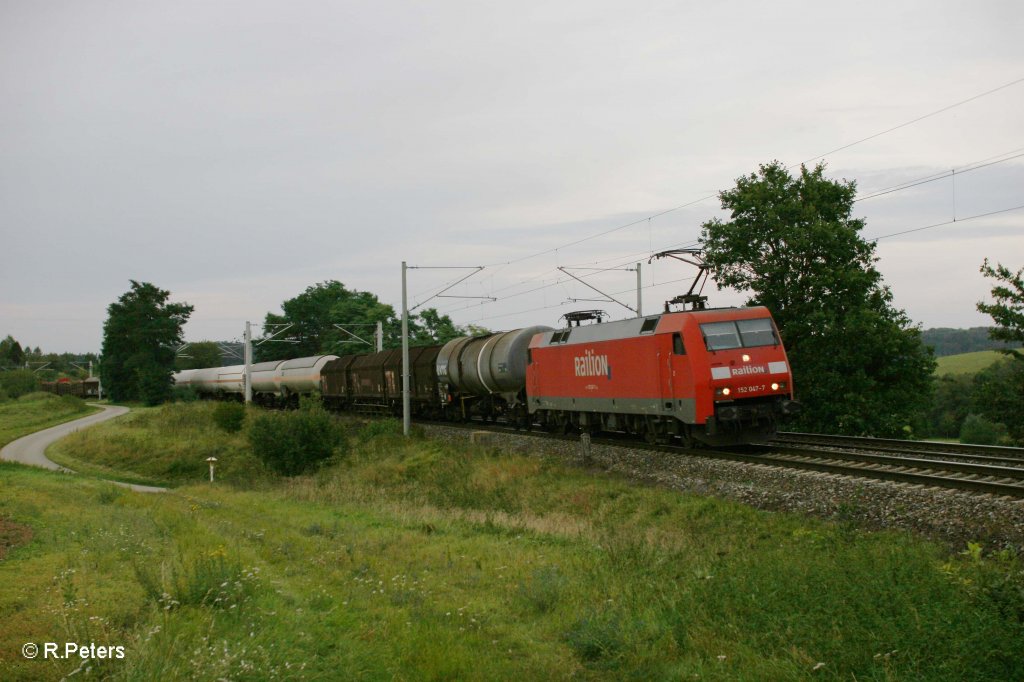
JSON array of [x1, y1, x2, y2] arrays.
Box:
[[257, 281, 395, 361], [174, 341, 227, 370], [101, 281, 193, 404], [700, 161, 936, 436], [257, 281, 480, 361], [977, 259, 1024, 361]]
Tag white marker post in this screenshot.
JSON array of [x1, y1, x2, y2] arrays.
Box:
[[206, 457, 217, 483]]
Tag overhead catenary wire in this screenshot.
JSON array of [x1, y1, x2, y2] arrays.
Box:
[[800, 77, 1024, 167], [441, 195, 1024, 329], [421, 79, 1024, 330], [474, 76, 1024, 272], [868, 203, 1024, 241], [438, 146, 1024, 322], [855, 149, 1024, 203], [453, 202, 1024, 328]]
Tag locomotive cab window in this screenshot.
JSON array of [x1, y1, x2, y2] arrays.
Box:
[[737, 318, 778, 347], [701, 318, 778, 351], [672, 333, 686, 355], [701, 321, 742, 350]]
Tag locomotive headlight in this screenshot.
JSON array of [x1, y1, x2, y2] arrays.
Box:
[[716, 387, 731, 397], [771, 382, 779, 391], [742, 354, 751, 362]]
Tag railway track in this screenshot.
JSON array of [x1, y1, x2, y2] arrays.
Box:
[[431, 421, 1024, 500], [772, 431, 1024, 464], [711, 443, 1024, 499]]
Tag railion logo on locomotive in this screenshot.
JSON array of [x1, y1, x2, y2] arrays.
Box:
[[574, 349, 611, 379]]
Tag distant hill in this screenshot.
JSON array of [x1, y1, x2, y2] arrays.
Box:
[[921, 327, 1020, 357], [934, 350, 1011, 377]]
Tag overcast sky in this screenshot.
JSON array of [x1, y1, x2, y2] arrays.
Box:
[[2, 0, 1022, 354]]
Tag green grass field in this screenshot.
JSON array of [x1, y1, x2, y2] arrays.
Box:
[[1, 403, 1023, 680], [0, 393, 98, 448], [934, 350, 1011, 376]]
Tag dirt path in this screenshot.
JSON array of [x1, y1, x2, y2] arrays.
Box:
[[0, 404, 167, 493]]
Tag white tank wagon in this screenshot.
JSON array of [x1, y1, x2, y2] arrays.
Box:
[[183, 365, 245, 396], [171, 369, 199, 389], [171, 355, 337, 405], [267, 355, 338, 405], [249, 360, 284, 396]]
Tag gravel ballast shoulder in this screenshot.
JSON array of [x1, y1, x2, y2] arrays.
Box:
[[422, 424, 1024, 552]]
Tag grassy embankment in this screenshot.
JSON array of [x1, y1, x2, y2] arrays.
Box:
[[0, 392, 98, 448], [1, 401, 1023, 680], [46, 404, 268, 489]]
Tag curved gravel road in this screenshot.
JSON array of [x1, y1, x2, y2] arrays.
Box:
[[0, 404, 166, 493]]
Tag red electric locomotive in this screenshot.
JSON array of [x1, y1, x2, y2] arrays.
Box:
[[526, 306, 799, 445]]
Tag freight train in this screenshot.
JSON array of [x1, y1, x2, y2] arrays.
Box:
[[40, 377, 101, 399], [172, 306, 799, 445]]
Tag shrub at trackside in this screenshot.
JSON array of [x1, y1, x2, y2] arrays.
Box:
[[212, 401, 246, 433], [247, 398, 347, 476]]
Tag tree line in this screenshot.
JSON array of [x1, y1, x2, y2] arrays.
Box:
[[919, 327, 1021, 357], [98, 280, 481, 404], [87, 161, 1023, 442], [0, 336, 101, 400]]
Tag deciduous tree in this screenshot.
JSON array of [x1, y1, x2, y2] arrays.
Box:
[[101, 281, 193, 404], [977, 259, 1024, 361], [257, 281, 483, 361], [0, 335, 25, 367], [175, 341, 227, 370], [700, 161, 935, 436]]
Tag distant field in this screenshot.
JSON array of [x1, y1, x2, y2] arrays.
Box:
[[934, 350, 1011, 376]]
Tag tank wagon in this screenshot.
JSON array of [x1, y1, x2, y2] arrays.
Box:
[[172, 307, 798, 446], [436, 326, 552, 424], [171, 355, 337, 406]]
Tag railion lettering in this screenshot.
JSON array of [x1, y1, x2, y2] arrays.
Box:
[[574, 349, 611, 379]]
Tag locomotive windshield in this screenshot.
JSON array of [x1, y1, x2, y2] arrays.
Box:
[[701, 318, 778, 350]]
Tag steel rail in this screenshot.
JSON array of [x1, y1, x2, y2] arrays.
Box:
[[424, 420, 1024, 499], [751, 444, 1024, 480], [775, 431, 1024, 461], [662, 444, 1024, 498]]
